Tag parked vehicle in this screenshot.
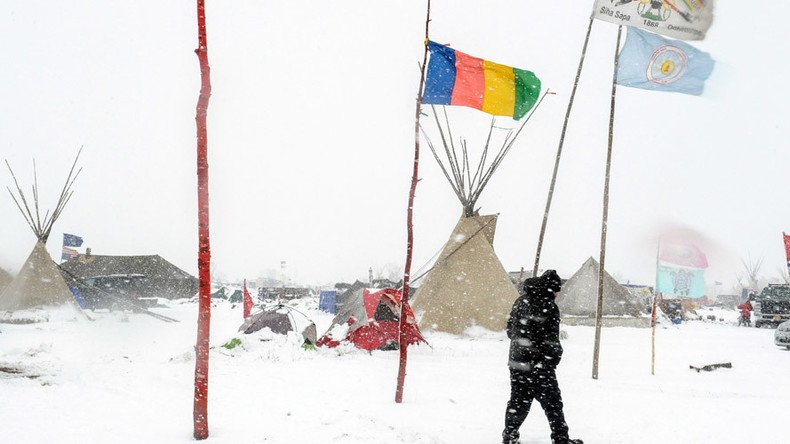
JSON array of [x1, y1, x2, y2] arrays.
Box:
[[775, 321, 790, 350], [753, 284, 790, 328]]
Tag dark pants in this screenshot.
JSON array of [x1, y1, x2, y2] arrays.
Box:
[[503, 367, 569, 443]]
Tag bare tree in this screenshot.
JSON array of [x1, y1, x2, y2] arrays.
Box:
[[741, 254, 764, 291], [775, 266, 790, 285]]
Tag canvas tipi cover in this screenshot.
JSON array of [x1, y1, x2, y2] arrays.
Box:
[[556, 257, 644, 318], [413, 215, 519, 334], [0, 241, 76, 311], [0, 267, 11, 292]]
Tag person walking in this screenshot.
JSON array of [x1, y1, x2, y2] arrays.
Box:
[[503, 270, 582, 444]]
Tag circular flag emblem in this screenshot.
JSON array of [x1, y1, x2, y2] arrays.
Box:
[[646, 45, 688, 85]]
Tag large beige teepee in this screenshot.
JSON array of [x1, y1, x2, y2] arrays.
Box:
[[411, 105, 541, 334], [413, 214, 519, 334], [0, 242, 75, 311], [0, 152, 82, 313]]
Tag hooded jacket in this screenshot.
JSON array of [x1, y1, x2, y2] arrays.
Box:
[[507, 270, 563, 371]]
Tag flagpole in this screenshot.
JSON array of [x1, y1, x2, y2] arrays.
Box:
[[532, 10, 596, 278], [192, 0, 212, 439], [396, 0, 431, 404], [592, 25, 622, 381], [651, 237, 661, 375]]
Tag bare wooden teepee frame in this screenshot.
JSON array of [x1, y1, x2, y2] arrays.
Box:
[[420, 96, 548, 216], [5, 148, 82, 245]]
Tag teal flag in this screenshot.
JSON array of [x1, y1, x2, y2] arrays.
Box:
[[656, 265, 705, 298]]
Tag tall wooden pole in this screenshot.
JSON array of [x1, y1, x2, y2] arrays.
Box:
[[532, 12, 595, 278], [650, 294, 658, 375], [591, 25, 622, 381], [396, 0, 431, 404], [193, 0, 212, 439]]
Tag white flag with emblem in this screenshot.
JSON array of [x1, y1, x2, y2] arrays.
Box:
[[593, 0, 715, 41]]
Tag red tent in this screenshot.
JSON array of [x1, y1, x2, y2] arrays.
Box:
[[317, 288, 426, 351]]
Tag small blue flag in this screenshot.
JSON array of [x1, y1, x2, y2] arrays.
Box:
[[617, 28, 714, 96], [63, 233, 84, 247]]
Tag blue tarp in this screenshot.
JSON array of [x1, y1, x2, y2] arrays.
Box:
[[318, 290, 337, 314], [70, 287, 88, 309]]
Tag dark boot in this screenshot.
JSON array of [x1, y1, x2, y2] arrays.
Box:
[[502, 430, 520, 444]]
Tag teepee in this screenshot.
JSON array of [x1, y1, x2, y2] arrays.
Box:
[[0, 152, 82, 313], [412, 105, 543, 334], [556, 257, 647, 327]]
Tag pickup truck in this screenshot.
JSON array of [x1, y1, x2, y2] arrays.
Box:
[[753, 284, 790, 328]]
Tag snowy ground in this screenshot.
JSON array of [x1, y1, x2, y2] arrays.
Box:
[[2, 301, 788, 444]]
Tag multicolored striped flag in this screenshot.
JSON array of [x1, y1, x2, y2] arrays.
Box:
[[422, 41, 541, 120]]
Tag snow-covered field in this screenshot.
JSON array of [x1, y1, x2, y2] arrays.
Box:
[[2, 301, 788, 444]]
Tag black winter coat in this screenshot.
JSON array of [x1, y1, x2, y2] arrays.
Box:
[[506, 277, 563, 371]]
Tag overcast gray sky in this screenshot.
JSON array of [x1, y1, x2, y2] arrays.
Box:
[[2, 1, 788, 292]]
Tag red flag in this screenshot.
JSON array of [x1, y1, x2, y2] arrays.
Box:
[[243, 279, 253, 319], [783, 232, 790, 269]]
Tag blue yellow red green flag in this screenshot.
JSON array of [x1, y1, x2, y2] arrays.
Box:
[[422, 41, 541, 120]]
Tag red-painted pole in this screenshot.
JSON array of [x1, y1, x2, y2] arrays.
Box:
[[193, 0, 212, 439], [396, 0, 431, 404]]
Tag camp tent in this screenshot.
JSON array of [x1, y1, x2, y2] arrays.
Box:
[[228, 289, 243, 303], [0, 152, 83, 318], [317, 288, 426, 351], [412, 215, 519, 334], [556, 257, 648, 327], [60, 253, 199, 301], [238, 304, 317, 345]]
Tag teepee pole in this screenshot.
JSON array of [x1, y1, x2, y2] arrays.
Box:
[[592, 25, 622, 381], [396, 0, 430, 404], [192, 0, 212, 439], [532, 12, 595, 278]]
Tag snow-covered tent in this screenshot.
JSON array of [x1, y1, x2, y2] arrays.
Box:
[[60, 253, 198, 301], [318, 288, 426, 351], [412, 215, 519, 334], [238, 304, 317, 345], [556, 257, 648, 327]]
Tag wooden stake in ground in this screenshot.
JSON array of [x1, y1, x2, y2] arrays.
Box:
[[592, 25, 622, 381], [193, 0, 212, 439], [396, 0, 431, 404], [651, 293, 658, 375]]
